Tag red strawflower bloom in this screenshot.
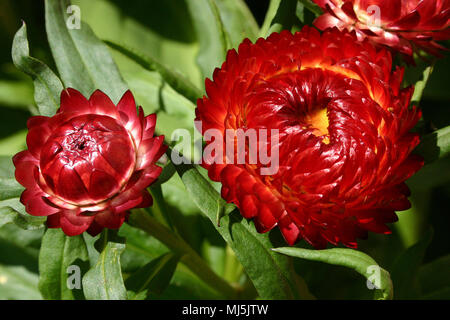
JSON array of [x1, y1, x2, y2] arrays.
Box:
[[196, 27, 423, 248], [312, 0, 450, 62], [13, 89, 166, 236]]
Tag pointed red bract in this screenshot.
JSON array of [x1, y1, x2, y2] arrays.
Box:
[[13, 89, 167, 236], [312, 0, 450, 62], [195, 28, 423, 248]]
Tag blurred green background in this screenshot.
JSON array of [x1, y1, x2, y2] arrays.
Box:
[[0, 0, 449, 299]]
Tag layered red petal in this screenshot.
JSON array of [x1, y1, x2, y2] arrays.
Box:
[[13, 89, 165, 236], [313, 0, 450, 61], [195, 28, 423, 248]]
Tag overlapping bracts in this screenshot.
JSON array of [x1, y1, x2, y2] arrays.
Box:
[[313, 0, 450, 62], [13, 89, 166, 236], [196, 27, 423, 248]]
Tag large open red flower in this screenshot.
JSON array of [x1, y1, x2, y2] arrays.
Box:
[[13, 89, 166, 236], [313, 0, 450, 62], [196, 27, 423, 248]]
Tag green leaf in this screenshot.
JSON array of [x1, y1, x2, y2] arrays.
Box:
[[126, 252, 180, 299], [186, 0, 230, 79], [105, 41, 202, 104], [260, 0, 299, 37], [154, 160, 176, 186], [415, 125, 450, 163], [38, 228, 89, 300], [0, 265, 42, 300], [419, 254, 450, 298], [297, 0, 323, 16], [411, 65, 433, 105], [214, 0, 259, 46], [391, 228, 433, 299], [73, 0, 202, 87], [407, 157, 450, 190], [174, 162, 313, 299], [295, 0, 322, 26], [45, 0, 127, 103], [11, 22, 63, 116], [82, 240, 127, 300], [273, 247, 393, 300]]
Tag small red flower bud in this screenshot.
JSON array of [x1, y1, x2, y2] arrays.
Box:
[[196, 27, 424, 248], [13, 89, 167, 236], [312, 0, 450, 62]]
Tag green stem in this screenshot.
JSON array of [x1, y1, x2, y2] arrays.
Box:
[[260, 0, 282, 37], [128, 209, 237, 299]]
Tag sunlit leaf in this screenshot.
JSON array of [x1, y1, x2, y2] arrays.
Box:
[[45, 0, 127, 103], [186, 0, 230, 79], [273, 246, 393, 300], [82, 240, 127, 300], [260, 0, 299, 36], [38, 228, 89, 300], [215, 0, 259, 46], [11, 22, 63, 116]]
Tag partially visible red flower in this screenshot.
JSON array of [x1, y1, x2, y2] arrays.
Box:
[[313, 0, 450, 62], [196, 27, 423, 249], [13, 89, 166, 236]]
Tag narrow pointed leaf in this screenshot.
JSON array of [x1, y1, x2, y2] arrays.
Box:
[[186, 0, 230, 79], [82, 241, 127, 300], [45, 0, 127, 103], [11, 22, 63, 116], [298, 0, 323, 16], [38, 228, 89, 299], [415, 125, 450, 163], [273, 246, 393, 300], [215, 0, 259, 46], [260, 0, 299, 36], [411, 65, 433, 105]]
